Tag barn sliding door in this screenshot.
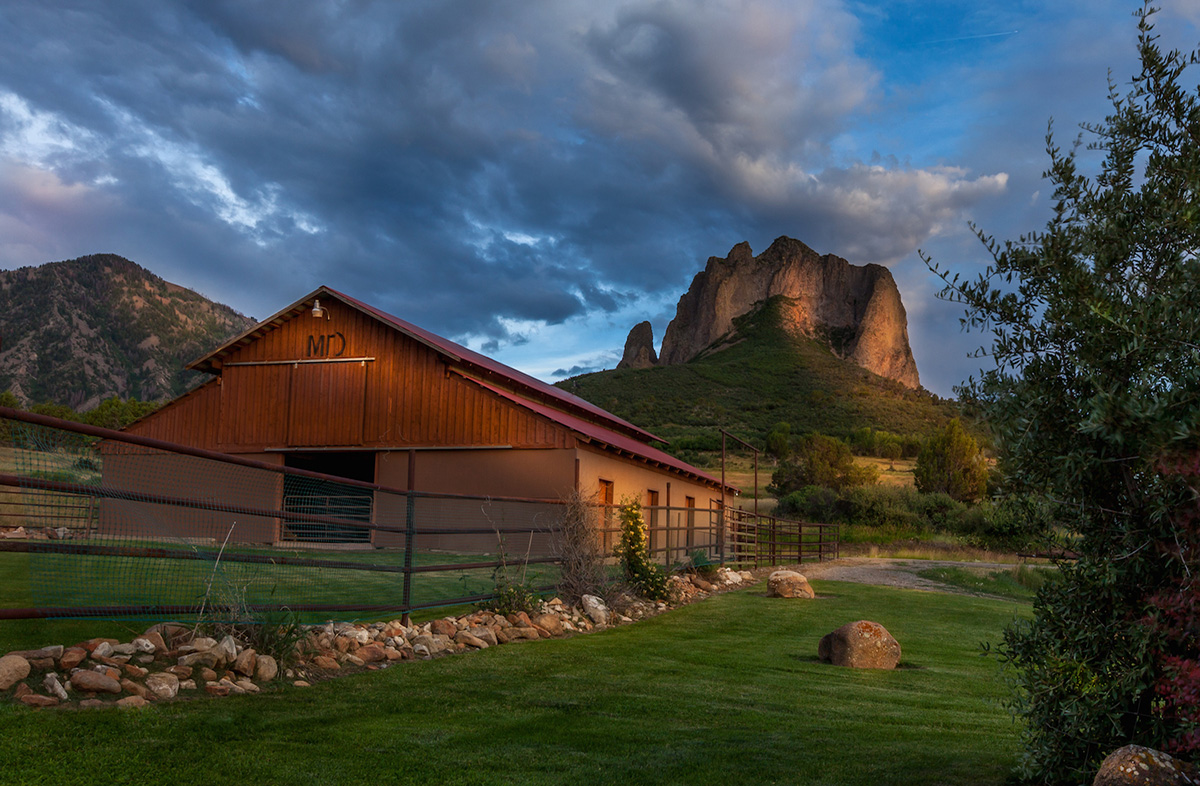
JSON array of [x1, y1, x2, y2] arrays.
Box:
[[287, 360, 368, 446]]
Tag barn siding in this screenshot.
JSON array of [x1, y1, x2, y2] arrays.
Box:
[[126, 297, 572, 452]]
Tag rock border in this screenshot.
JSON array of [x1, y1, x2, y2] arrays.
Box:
[[3, 567, 756, 709]]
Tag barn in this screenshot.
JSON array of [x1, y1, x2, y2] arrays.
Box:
[[107, 286, 733, 551]]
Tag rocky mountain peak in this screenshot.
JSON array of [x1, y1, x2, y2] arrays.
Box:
[[648, 237, 920, 389], [616, 321, 658, 370]]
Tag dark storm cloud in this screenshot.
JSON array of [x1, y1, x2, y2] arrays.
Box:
[[4, 0, 1154, 394]]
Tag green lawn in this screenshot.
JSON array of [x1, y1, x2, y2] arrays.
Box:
[[1, 581, 1027, 785]]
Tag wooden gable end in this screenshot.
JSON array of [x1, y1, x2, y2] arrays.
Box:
[[126, 296, 573, 452]]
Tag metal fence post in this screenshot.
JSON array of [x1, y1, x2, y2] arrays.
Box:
[[402, 452, 416, 625]]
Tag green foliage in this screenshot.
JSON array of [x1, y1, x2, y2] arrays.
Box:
[[775, 485, 1051, 551], [880, 441, 902, 469], [924, 9, 1200, 780], [847, 426, 926, 459], [614, 499, 670, 601], [919, 564, 1059, 602], [556, 296, 966, 460], [914, 419, 988, 502], [478, 571, 541, 616], [683, 548, 719, 578], [765, 421, 791, 461], [768, 434, 879, 495], [80, 396, 160, 430]]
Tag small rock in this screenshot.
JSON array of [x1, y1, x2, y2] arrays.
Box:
[[199, 668, 218, 682], [179, 680, 197, 691], [430, 619, 458, 637], [131, 638, 157, 654], [58, 648, 87, 671], [469, 626, 498, 647], [92, 641, 115, 659], [213, 636, 239, 664], [123, 664, 148, 679], [235, 679, 260, 694], [20, 694, 59, 707], [356, 643, 386, 663], [0, 654, 31, 690], [13, 682, 32, 699], [178, 651, 220, 669], [43, 672, 69, 700], [140, 631, 167, 653], [204, 682, 231, 697], [293, 680, 310, 687], [145, 672, 180, 700], [7, 645, 63, 661], [119, 678, 150, 699], [177, 637, 216, 653], [116, 695, 149, 708], [167, 665, 193, 679], [313, 655, 340, 670], [78, 699, 107, 708], [531, 613, 564, 636], [581, 595, 609, 626], [111, 643, 136, 656], [455, 632, 489, 649], [232, 648, 258, 677], [254, 655, 278, 683], [70, 670, 122, 694]]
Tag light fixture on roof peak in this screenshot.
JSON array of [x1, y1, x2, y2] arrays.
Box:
[[312, 299, 328, 319]]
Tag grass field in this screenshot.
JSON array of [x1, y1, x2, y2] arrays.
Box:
[[1, 581, 1027, 785]]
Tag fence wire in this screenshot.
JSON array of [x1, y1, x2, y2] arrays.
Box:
[[0, 408, 830, 622]]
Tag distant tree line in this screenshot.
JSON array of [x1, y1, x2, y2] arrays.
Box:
[[0, 390, 159, 433], [761, 418, 1043, 550]]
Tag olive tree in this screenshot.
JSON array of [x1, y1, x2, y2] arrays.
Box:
[[924, 7, 1200, 781]]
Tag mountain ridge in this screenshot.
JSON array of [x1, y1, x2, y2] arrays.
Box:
[[0, 254, 256, 409]]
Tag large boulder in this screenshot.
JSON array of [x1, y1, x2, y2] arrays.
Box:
[[1093, 745, 1199, 785], [0, 654, 31, 690], [766, 570, 815, 599], [818, 621, 901, 669]]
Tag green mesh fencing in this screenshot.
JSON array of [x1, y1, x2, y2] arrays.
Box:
[[0, 410, 568, 622]]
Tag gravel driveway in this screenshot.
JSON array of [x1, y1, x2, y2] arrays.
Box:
[[764, 557, 1019, 595]]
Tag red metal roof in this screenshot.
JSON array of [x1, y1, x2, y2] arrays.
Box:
[[187, 285, 734, 492], [189, 285, 663, 445], [464, 375, 737, 493]]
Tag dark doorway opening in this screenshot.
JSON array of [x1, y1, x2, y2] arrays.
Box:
[[282, 453, 375, 544]]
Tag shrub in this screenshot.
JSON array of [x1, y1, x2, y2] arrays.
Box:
[[614, 499, 670, 601], [769, 434, 879, 496], [553, 490, 611, 604], [924, 9, 1200, 779], [914, 419, 987, 502], [776, 485, 840, 522]]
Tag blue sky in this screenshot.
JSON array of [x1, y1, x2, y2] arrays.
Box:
[[1, 1, 1197, 397]]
